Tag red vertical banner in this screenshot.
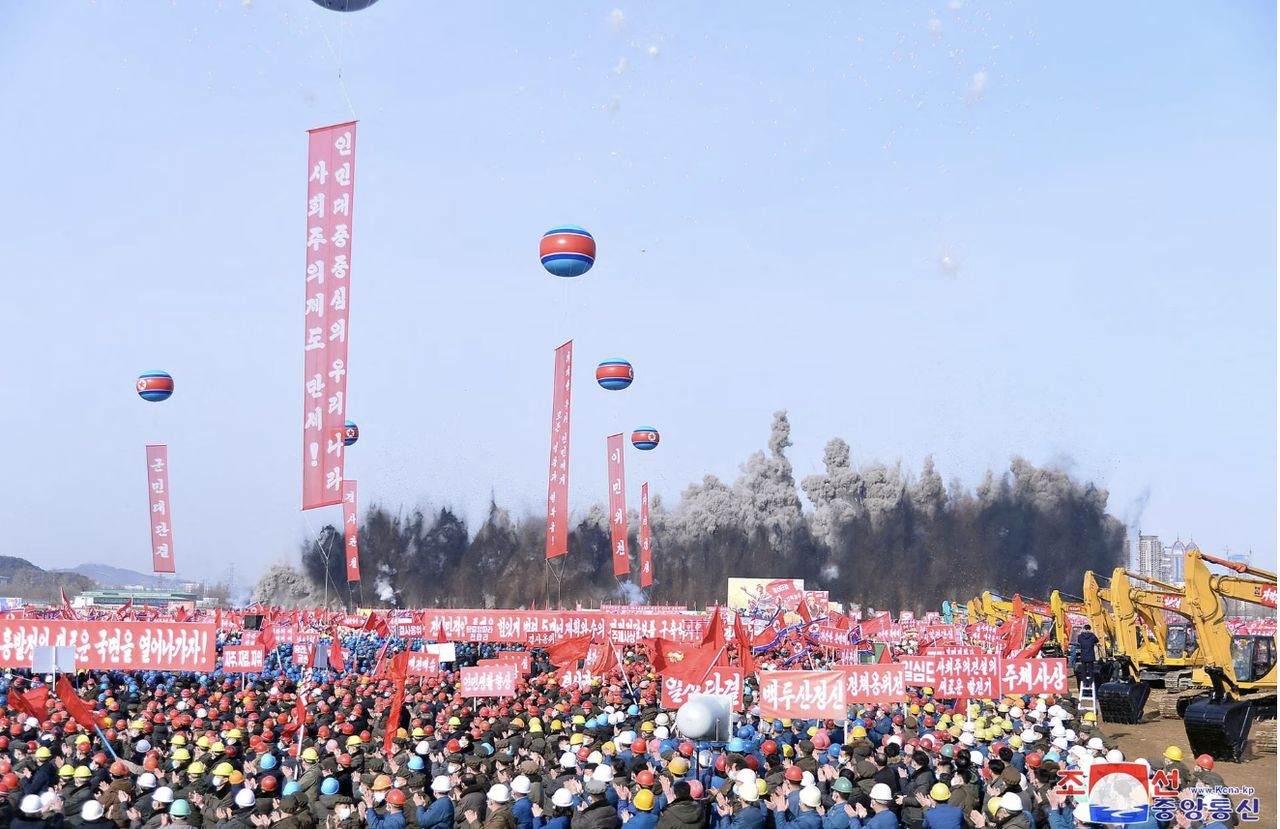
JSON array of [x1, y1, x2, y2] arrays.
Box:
[[607, 433, 629, 577], [145, 445, 175, 573], [545, 341, 572, 559], [639, 482, 652, 588], [302, 121, 357, 510], [343, 480, 360, 583]]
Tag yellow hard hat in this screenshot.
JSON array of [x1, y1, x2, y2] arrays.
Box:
[[634, 790, 655, 811], [412, 728, 426, 739], [449, 717, 462, 727], [171, 735, 187, 746], [570, 733, 584, 746], [511, 718, 525, 729], [849, 726, 867, 739], [196, 736, 211, 749], [210, 742, 225, 754], [639, 722, 654, 733], [929, 783, 951, 801], [1009, 736, 1022, 749], [172, 748, 191, 762], [1083, 712, 1097, 722], [529, 720, 543, 734], [602, 742, 616, 753], [302, 748, 320, 762], [987, 797, 1001, 817], [59, 765, 76, 778], [35, 747, 52, 760], [572, 715, 586, 726], [130, 719, 146, 730], [74, 766, 92, 780], [806, 726, 818, 737], [782, 744, 794, 758], [226, 728, 243, 740], [212, 762, 235, 778], [923, 687, 934, 696], [74, 735, 91, 746], [1164, 746, 1183, 762], [550, 720, 563, 732], [346, 736, 362, 748], [908, 704, 920, 715], [756, 780, 768, 797], [668, 757, 689, 775], [188, 762, 206, 775], [781, 720, 792, 728]]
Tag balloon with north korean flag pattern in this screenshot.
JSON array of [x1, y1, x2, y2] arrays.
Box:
[[343, 420, 359, 447], [540, 225, 595, 277], [596, 359, 634, 391], [136, 371, 174, 402], [631, 428, 660, 450]]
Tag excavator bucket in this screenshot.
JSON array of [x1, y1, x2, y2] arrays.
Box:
[[1184, 696, 1255, 762], [1098, 680, 1149, 724]]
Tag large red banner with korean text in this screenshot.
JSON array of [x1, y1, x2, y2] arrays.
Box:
[[816, 625, 856, 651], [606, 613, 698, 645], [764, 579, 804, 613], [639, 483, 653, 588], [495, 650, 533, 675], [661, 666, 744, 709], [302, 121, 357, 510], [343, 480, 360, 582], [403, 651, 441, 677], [0, 621, 216, 671], [999, 658, 1070, 695], [221, 646, 265, 673], [933, 652, 1001, 699], [145, 445, 175, 573], [899, 654, 938, 687], [841, 664, 906, 704], [546, 341, 572, 558], [607, 434, 629, 577], [460, 663, 519, 697], [758, 670, 846, 719]]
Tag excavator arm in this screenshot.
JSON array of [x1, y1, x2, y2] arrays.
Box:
[[1182, 547, 1277, 688]]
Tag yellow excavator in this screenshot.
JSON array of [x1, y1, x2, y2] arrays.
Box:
[[1179, 547, 1278, 761], [976, 591, 1063, 655], [1081, 570, 1116, 659], [1109, 568, 1201, 689]]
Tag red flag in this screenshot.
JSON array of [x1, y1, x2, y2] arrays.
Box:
[[113, 599, 134, 621], [701, 606, 727, 651], [372, 640, 393, 677], [328, 642, 345, 673], [1012, 595, 1025, 618], [545, 633, 593, 668], [174, 606, 189, 624], [55, 675, 98, 733], [657, 641, 720, 687], [1016, 629, 1052, 658], [732, 612, 756, 676], [60, 588, 78, 620], [363, 613, 390, 638], [259, 626, 277, 653], [8, 685, 48, 720], [384, 664, 407, 757]]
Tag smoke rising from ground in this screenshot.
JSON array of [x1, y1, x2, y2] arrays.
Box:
[[282, 413, 1124, 612]]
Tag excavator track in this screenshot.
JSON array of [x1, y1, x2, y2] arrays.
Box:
[[1252, 719, 1276, 755]]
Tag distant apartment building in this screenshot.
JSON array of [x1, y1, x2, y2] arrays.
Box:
[[1136, 534, 1164, 580]]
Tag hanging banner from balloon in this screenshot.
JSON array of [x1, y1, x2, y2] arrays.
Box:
[[545, 340, 572, 559], [343, 480, 360, 583], [607, 433, 629, 577], [145, 445, 176, 574], [302, 120, 357, 510], [639, 482, 653, 588]]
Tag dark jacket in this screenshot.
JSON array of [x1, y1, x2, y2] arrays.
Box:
[[654, 798, 706, 829], [574, 798, 624, 829], [1076, 631, 1099, 663]]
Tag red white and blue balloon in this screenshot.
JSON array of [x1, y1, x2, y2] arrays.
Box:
[[631, 428, 660, 451], [136, 371, 173, 402], [540, 225, 595, 277]]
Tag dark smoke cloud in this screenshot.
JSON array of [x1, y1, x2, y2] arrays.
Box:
[[290, 413, 1125, 612]]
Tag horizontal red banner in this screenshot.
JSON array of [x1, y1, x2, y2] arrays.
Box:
[[0, 621, 216, 671]]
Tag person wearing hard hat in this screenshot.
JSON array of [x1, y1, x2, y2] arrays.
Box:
[[824, 777, 856, 829], [27, 745, 57, 796], [1192, 754, 1225, 789], [653, 780, 701, 829], [77, 798, 115, 828], [510, 774, 536, 829], [62, 764, 96, 817], [897, 749, 937, 829], [712, 780, 764, 829], [968, 792, 1029, 829], [622, 787, 659, 829], [772, 783, 822, 829], [417, 775, 457, 829], [1161, 746, 1191, 785], [466, 784, 517, 829], [845, 782, 897, 829], [533, 785, 577, 829], [917, 782, 961, 829]]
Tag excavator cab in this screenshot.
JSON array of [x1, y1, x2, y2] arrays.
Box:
[[1231, 635, 1276, 684], [1166, 624, 1197, 661]]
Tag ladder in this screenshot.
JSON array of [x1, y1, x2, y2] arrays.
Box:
[[1078, 676, 1099, 719]]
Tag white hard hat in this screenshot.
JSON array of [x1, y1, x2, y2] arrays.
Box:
[[511, 775, 532, 795], [959, 733, 975, 746], [800, 786, 822, 809], [654, 726, 669, 740], [234, 789, 256, 809], [136, 773, 157, 790], [1087, 737, 1105, 751], [1019, 729, 1039, 744], [870, 783, 893, 803], [1052, 737, 1069, 750], [735, 782, 759, 803], [153, 787, 174, 804], [969, 751, 984, 766], [552, 788, 575, 809], [82, 801, 105, 821], [656, 713, 671, 726], [432, 776, 452, 794], [800, 771, 815, 788], [999, 793, 1023, 813], [488, 784, 511, 804], [591, 764, 614, 783], [560, 752, 577, 769], [417, 740, 432, 756], [587, 751, 603, 766], [1009, 707, 1023, 719], [1105, 749, 1124, 763], [735, 769, 757, 786]]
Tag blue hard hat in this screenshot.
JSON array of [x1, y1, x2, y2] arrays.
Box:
[[408, 756, 425, 771], [283, 782, 301, 796], [726, 738, 745, 753], [259, 754, 278, 770], [628, 705, 640, 716], [827, 745, 841, 757], [321, 778, 340, 796]]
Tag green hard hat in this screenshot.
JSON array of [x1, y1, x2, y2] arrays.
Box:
[[170, 800, 192, 818], [832, 777, 855, 795]]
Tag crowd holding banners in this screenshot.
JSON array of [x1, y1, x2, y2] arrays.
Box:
[[0, 602, 1254, 827]]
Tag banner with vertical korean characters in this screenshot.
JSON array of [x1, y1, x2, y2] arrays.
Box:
[[0, 621, 215, 671], [460, 663, 519, 697], [841, 664, 906, 705], [639, 483, 653, 588], [546, 341, 572, 559], [302, 121, 357, 510], [145, 445, 176, 573], [607, 433, 629, 577], [343, 480, 360, 582], [757, 670, 847, 720]]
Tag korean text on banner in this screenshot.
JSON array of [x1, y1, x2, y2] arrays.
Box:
[[221, 646, 265, 673], [607, 433, 629, 577], [758, 670, 847, 720], [343, 480, 360, 582], [302, 121, 357, 510], [934, 653, 1001, 699], [460, 663, 518, 697], [842, 664, 906, 704], [545, 341, 572, 558], [639, 482, 653, 588], [403, 652, 441, 677], [999, 657, 1070, 695], [0, 621, 216, 671], [899, 654, 938, 687], [145, 445, 175, 573], [661, 667, 744, 709]]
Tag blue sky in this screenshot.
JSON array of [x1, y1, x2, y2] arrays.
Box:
[[2, 1, 1274, 587]]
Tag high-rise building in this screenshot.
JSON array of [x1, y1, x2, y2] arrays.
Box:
[[1163, 537, 1188, 584], [1123, 535, 1133, 571], [1137, 534, 1163, 579]]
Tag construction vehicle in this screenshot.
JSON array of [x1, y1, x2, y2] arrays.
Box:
[[1081, 570, 1116, 659], [1178, 547, 1277, 761], [1109, 569, 1200, 689], [977, 591, 1063, 655]]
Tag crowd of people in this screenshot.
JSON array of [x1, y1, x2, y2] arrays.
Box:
[[0, 636, 1242, 829]]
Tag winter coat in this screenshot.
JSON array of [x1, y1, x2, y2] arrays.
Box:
[[573, 799, 623, 829]]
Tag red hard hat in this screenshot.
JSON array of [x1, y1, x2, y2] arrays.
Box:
[[635, 770, 655, 786], [338, 754, 352, 766], [785, 766, 804, 783], [1, 772, 18, 791], [631, 739, 647, 754], [1195, 754, 1214, 770], [761, 740, 778, 756], [261, 776, 277, 792], [744, 755, 760, 771], [446, 739, 461, 754], [679, 742, 695, 758], [110, 761, 128, 777], [812, 733, 831, 750], [892, 715, 904, 726], [386, 789, 407, 806], [576, 747, 591, 762], [1026, 752, 1043, 769], [715, 755, 727, 772], [688, 780, 704, 799]]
